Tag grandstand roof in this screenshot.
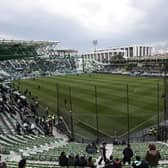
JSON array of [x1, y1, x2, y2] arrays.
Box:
[[0, 39, 59, 46], [55, 48, 78, 52], [0, 39, 59, 60], [48, 48, 78, 53]]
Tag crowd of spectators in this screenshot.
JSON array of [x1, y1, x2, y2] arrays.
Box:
[[16, 83, 59, 136], [0, 57, 77, 81], [59, 152, 95, 168], [0, 84, 55, 136], [105, 143, 161, 168], [0, 81, 74, 138], [58, 143, 161, 168], [0, 141, 163, 168]]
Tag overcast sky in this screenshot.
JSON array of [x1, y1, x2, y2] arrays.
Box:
[[0, 0, 168, 53]]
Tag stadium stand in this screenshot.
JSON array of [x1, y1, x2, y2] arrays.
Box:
[[23, 142, 99, 162], [0, 40, 168, 168], [0, 134, 64, 155], [0, 57, 77, 81]]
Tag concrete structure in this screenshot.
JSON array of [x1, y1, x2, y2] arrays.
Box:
[[82, 45, 153, 63], [121, 45, 153, 58], [83, 48, 124, 63], [47, 49, 78, 58]]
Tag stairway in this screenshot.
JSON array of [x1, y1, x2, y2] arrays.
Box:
[[0, 124, 4, 134], [3, 112, 16, 133], [0, 113, 10, 134], [0, 113, 15, 134]]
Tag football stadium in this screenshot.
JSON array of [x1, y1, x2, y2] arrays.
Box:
[[0, 39, 167, 168]]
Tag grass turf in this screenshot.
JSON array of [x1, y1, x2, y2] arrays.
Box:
[[14, 74, 164, 139]]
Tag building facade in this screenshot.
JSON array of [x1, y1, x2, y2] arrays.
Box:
[[122, 45, 153, 58], [82, 48, 124, 63], [47, 49, 78, 58], [82, 45, 153, 63]]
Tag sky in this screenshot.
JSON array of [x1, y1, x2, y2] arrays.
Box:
[[0, 0, 168, 53]]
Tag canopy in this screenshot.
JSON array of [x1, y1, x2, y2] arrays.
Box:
[[0, 39, 59, 60]]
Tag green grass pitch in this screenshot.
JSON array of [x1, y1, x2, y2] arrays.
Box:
[[14, 74, 164, 139]]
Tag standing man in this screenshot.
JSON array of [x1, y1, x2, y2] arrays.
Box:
[[98, 142, 107, 165], [123, 144, 133, 164]]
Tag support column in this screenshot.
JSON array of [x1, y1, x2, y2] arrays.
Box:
[[140, 47, 143, 57], [102, 53, 104, 63], [144, 47, 147, 56], [135, 46, 137, 57], [148, 47, 150, 56], [100, 53, 102, 63], [133, 46, 136, 57], [124, 49, 127, 58], [149, 47, 151, 56], [108, 52, 110, 63], [142, 47, 144, 57], [128, 47, 130, 58], [136, 46, 138, 57], [143, 47, 145, 57], [138, 46, 140, 57], [147, 47, 148, 56]]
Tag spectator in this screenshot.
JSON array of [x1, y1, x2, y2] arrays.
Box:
[[113, 139, 119, 145], [23, 122, 29, 133], [74, 154, 80, 167], [104, 160, 113, 168], [109, 155, 114, 165], [98, 142, 107, 165], [59, 152, 68, 166], [0, 156, 4, 168], [52, 115, 56, 125], [35, 100, 39, 108], [87, 156, 95, 168], [0, 162, 7, 168], [68, 154, 75, 166], [16, 123, 21, 135], [104, 155, 114, 168], [132, 156, 148, 168], [86, 144, 92, 153], [121, 140, 126, 145], [145, 144, 161, 167], [123, 144, 133, 164], [2, 163, 7, 168], [18, 158, 26, 168], [79, 156, 87, 167], [43, 122, 50, 136], [113, 158, 122, 168], [91, 142, 97, 153]]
